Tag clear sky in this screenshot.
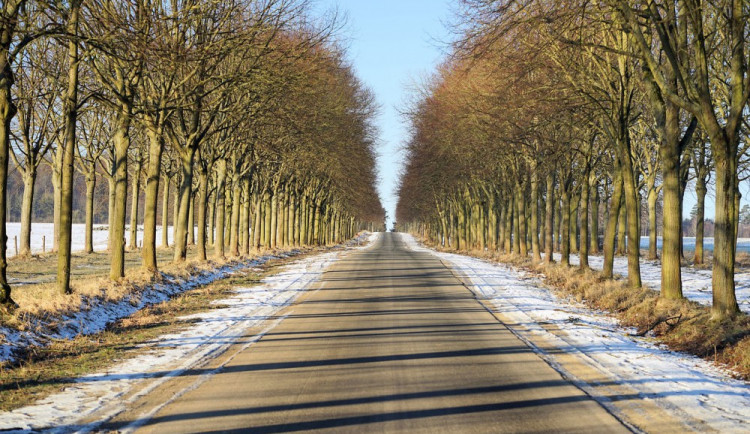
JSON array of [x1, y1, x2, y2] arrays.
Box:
[[315, 0, 454, 228]]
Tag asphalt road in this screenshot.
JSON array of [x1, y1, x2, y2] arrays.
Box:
[[124, 232, 629, 433]]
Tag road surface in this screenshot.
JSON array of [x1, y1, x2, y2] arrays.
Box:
[[110, 233, 629, 433]]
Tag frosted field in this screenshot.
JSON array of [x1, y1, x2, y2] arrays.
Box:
[[4, 222, 178, 256], [404, 234, 750, 432]]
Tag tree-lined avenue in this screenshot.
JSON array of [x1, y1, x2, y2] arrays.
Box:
[[106, 233, 627, 433]]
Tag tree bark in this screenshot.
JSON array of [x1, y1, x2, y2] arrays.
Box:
[[560, 180, 571, 266], [57, 3, 80, 294], [128, 156, 142, 251], [173, 148, 196, 262], [603, 162, 624, 279], [110, 107, 131, 281], [84, 173, 95, 254], [229, 170, 241, 256], [19, 171, 35, 257], [579, 167, 590, 270], [161, 174, 170, 248], [196, 168, 208, 261], [544, 173, 554, 263], [647, 186, 659, 260], [214, 158, 227, 258], [530, 170, 541, 262], [590, 176, 600, 254], [694, 177, 707, 265]]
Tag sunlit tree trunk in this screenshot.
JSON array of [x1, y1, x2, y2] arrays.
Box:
[[579, 166, 590, 270], [110, 106, 131, 280], [590, 175, 600, 254], [18, 171, 35, 257], [173, 148, 196, 262], [57, 4, 80, 294], [214, 158, 227, 258], [530, 170, 541, 262], [694, 175, 707, 265], [196, 168, 209, 261], [142, 129, 164, 270], [161, 174, 170, 248], [603, 161, 624, 279], [84, 173, 95, 254], [128, 156, 142, 251], [544, 173, 554, 263], [560, 179, 571, 266]]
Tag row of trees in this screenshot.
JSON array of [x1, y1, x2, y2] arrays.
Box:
[[0, 0, 384, 308], [396, 0, 749, 320]]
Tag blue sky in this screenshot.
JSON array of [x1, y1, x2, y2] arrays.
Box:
[[316, 0, 454, 227]]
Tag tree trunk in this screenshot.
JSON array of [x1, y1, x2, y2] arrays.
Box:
[[694, 178, 707, 265], [647, 187, 658, 260], [173, 148, 196, 262], [579, 168, 590, 270], [619, 148, 642, 288], [214, 159, 227, 258], [711, 144, 740, 317], [590, 176, 600, 254], [52, 153, 61, 253], [187, 190, 195, 246], [84, 173, 95, 254], [57, 7, 80, 294], [19, 170, 35, 257], [110, 108, 131, 280], [569, 193, 579, 254], [560, 182, 571, 266], [196, 168, 208, 261], [616, 202, 626, 255], [512, 194, 520, 255], [660, 104, 684, 298], [504, 197, 512, 254], [141, 146, 167, 269], [128, 157, 141, 251], [0, 63, 17, 306], [161, 174, 169, 248], [544, 173, 554, 263], [530, 170, 541, 262], [516, 183, 527, 257], [107, 173, 115, 251], [242, 177, 251, 254], [229, 171, 241, 256], [603, 162, 624, 279]]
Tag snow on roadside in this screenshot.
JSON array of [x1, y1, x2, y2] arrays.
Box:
[[402, 234, 750, 433], [547, 252, 750, 314], [0, 232, 381, 432]]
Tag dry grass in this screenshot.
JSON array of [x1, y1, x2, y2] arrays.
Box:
[[422, 239, 750, 379], [1, 245, 293, 331], [0, 261, 275, 411]]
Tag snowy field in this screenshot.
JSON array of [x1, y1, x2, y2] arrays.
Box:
[[3, 222, 178, 257], [402, 234, 750, 432], [0, 232, 379, 432], [644, 237, 750, 252], [639, 236, 750, 253], [547, 252, 750, 314]]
